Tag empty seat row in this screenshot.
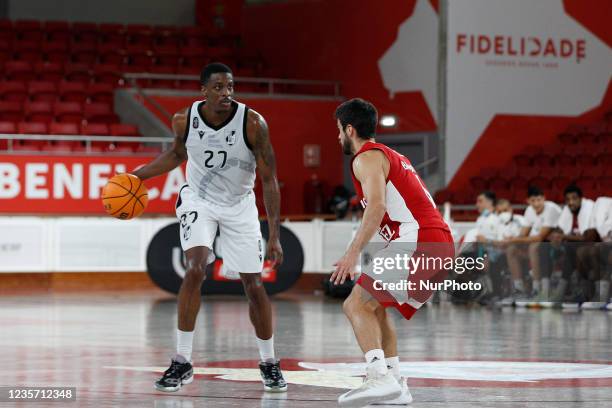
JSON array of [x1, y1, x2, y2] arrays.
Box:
[[0, 42, 238, 67], [0, 80, 113, 103], [0, 20, 236, 48], [4, 140, 160, 154], [0, 101, 118, 124], [0, 121, 139, 136]]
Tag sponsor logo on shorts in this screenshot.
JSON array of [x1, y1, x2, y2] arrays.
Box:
[[193, 117, 199, 129]]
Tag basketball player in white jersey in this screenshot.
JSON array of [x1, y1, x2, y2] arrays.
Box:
[[133, 63, 287, 393]]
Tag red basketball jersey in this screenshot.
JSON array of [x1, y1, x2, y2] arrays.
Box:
[[350, 142, 449, 242]]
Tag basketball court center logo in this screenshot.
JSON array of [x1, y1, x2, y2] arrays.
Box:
[[106, 359, 612, 388]]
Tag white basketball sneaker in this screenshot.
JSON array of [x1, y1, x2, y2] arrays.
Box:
[[338, 367, 402, 407], [371, 377, 413, 405]]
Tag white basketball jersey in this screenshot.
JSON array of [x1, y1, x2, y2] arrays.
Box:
[[184, 100, 256, 205]]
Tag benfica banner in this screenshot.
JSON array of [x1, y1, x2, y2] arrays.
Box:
[[0, 155, 185, 214]]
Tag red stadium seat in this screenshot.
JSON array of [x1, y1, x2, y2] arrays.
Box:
[[29, 81, 58, 102], [0, 121, 16, 134], [512, 177, 530, 190], [12, 140, 43, 151], [93, 64, 122, 86], [98, 46, 126, 65], [126, 24, 153, 46], [88, 83, 114, 103], [84, 102, 117, 123], [469, 176, 488, 190], [35, 62, 64, 82], [180, 45, 209, 68], [107, 143, 135, 153], [25, 101, 54, 123], [529, 176, 551, 190], [73, 144, 104, 154], [71, 41, 98, 65], [18, 121, 48, 134], [575, 154, 595, 167], [521, 145, 541, 156], [551, 176, 571, 191], [72, 22, 99, 43], [15, 20, 43, 41], [59, 81, 87, 103], [109, 123, 139, 136], [599, 177, 612, 192], [154, 45, 180, 66], [54, 101, 83, 123], [488, 177, 508, 190], [42, 142, 74, 153], [81, 123, 110, 136], [517, 166, 538, 179], [99, 23, 126, 45], [558, 166, 582, 179], [0, 81, 28, 102], [154, 26, 182, 47], [597, 152, 612, 167], [14, 40, 43, 63], [0, 101, 24, 122], [136, 144, 162, 154], [554, 153, 574, 167], [64, 64, 91, 83], [479, 167, 498, 179], [563, 144, 584, 157], [0, 39, 12, 61], [181, 26, 207, 47], [45, 21, 71, 42], [576, 132, 598, 146], [513, 154, 531, 167], [49, 121, 79, 135], [42, 40, 70, 63], [532, 153, 553, 167], [5, 61, 35, 81]]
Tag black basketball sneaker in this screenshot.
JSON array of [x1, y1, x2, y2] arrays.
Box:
[[259, 360, 288, 392], [155, 356, 194, 392]]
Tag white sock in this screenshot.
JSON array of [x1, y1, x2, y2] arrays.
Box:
[[513, 280, 524, 292], [385, 356, 401, 381], [256, 335, 275, 362], [177, 329, 194, 362], [533, 280, 541, 292], [365, 349, 387, 376], [542, 278, 550, 295]]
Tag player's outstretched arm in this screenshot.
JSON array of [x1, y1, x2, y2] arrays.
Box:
[[132, 109, 189, 181], [247, 110, 283, 266], [331, 150, 387, 284]]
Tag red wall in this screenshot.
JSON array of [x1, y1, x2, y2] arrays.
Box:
[[145, 95, 344, 215], [241, 0, 438, 133]]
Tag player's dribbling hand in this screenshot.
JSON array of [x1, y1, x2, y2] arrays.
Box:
[[266, 237, 284, 267], [331, 251, 358, 285]]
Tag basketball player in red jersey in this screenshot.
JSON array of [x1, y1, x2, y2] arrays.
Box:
[[330, 99, 454, 407]]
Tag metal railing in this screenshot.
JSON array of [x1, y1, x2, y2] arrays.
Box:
[[123, 73, 342, 97]]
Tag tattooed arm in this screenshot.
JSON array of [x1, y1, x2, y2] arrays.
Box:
[[247, 109, 283, 266]]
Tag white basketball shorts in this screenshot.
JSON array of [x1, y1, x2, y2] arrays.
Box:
[[175, 184, 264, 274]]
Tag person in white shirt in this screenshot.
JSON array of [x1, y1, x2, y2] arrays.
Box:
[[576, 196, 612, 304], [501, 186, 561, 304], [475, 191, 499, 242], [480, 199, 524, 304], [544, 185, 595, 304]]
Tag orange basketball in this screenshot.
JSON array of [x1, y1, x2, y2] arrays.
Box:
[[101, 173, 148, 220]]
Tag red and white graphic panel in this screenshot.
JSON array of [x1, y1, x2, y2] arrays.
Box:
[[444, 0, 612, 186]]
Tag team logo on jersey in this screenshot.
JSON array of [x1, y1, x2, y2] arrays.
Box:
[[225, 130, 237, 145], [193, 117, 199, 129], [199, 130, 205, 139]]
